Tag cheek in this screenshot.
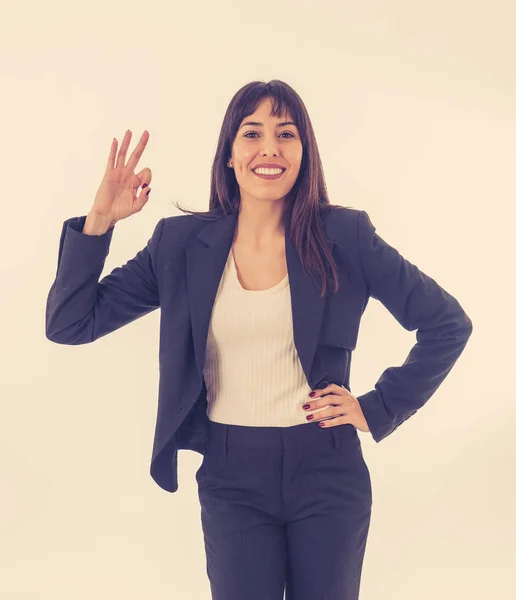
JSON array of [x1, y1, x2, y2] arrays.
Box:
[[239, 150, 254, 161], [236, 157, 253, 171], [286, 162, 302, 177], [285, 151, 302, 168]]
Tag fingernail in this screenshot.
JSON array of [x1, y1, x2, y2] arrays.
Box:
[[142, 183, 148, 189], [146, 189, 151, 195], [309, 392, 316, 397]]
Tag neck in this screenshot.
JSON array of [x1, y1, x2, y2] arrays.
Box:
[[234, 199, 286, 247]]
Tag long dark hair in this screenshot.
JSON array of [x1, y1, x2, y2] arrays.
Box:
[[172, 79, 352, 298]]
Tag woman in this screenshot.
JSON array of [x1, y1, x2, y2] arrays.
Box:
[[46, 80, 473, 600]]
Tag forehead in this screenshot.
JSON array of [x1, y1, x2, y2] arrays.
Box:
[[244, 98, 293, 121]]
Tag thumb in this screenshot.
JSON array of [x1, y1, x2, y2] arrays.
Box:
[[135, 167, 152, 188]]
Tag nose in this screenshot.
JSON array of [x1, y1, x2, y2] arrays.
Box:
[[259, 140, 280, 157]]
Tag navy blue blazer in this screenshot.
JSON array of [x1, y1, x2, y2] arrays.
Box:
[[45, 205, 473, 493]]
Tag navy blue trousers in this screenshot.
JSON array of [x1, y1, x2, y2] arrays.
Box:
[[195, 418, 373, 600]]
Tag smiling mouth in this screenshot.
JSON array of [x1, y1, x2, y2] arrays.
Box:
[[252, 169, 286, 180]]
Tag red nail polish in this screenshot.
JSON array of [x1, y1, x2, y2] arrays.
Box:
[[309, 392, 316, 397]]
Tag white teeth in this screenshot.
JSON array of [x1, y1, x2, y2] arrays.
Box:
[[254, 168, 283, 175]]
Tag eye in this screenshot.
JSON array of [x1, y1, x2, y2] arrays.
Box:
[[243, 131, 295, 139]]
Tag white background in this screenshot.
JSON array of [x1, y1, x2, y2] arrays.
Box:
[[1, 0, 514, 598]]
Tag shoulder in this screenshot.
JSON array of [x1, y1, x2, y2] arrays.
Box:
[[158, 211, 219, 242], [321, 204, 370, 247], [161, 213, 198, 231]]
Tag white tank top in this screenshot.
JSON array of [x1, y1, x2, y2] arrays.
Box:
[[203, 247, 323, 426]]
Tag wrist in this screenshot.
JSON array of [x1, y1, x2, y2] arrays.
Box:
[[83, 212, 116, 235]]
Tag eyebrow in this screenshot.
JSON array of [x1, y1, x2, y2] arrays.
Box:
[[239, 120, 297, 130]]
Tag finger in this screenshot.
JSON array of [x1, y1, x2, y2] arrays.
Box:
[[134, 186, 151, 213], [106, 137, 118, 171], [318, 415, 349, 428], [126, 130, 150, 174], [310, 406, 343, 422], [309, 387, 327, 399], [135, 168, 152, 188], [304, 397, 340, 416], [115, 129, 132, 170], [311, 392, 342, 406], [316, 383, 340, 397]]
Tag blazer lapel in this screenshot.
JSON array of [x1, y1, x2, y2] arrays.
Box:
[[186, 211, 335, 386]]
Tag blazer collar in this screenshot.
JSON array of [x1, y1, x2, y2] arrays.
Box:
[[185, 210, 335, 386]]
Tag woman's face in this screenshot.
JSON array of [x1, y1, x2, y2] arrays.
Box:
[[229, 97, 303, 207]]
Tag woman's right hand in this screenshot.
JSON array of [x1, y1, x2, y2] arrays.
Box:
[[91, 129, 152, 224]]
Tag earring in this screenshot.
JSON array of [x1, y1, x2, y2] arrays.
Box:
[[227, 161, 233, 168]]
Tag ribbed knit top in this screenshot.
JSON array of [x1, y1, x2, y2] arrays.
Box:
[[203, 246, 322, 426]]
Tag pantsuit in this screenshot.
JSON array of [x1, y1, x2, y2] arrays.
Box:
[[196, 418, 372, 600], [46, 206, 472, 599]]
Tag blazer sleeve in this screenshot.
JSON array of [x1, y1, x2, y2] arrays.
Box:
[[45, 215, 165, 345], [354, 210, 473, 442]]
